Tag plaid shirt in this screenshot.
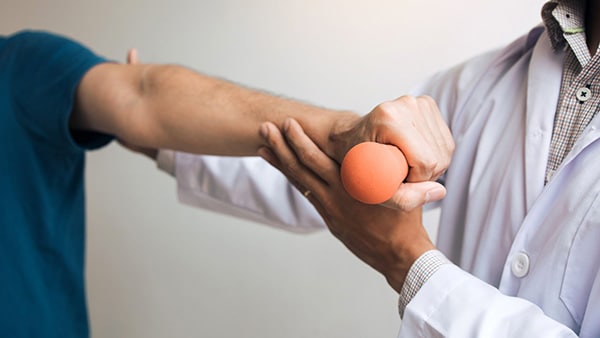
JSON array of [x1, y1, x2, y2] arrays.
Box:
[[544, 0, 600, 183], [398, 0, 600, 316]]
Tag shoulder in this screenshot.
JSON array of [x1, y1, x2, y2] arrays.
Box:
[[6, 29, 85, 49], [7, 30, 109, 90], [12, 30, 105, 63], [6, 30, 113, 150], [410, 25, 546, 125]]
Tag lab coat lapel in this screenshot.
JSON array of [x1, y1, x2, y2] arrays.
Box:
[[524, 29, 564, 211]]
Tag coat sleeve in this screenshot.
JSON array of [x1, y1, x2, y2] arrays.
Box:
[[170, 151, 326, 233], [398, 264, 577, 337]]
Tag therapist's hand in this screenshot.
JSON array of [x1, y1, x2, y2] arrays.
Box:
[[258, 118, 436, 292], [328, 95, 454, 184]]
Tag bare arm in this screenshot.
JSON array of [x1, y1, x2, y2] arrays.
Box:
[[72, 54, 453, 210], [71, 62, 355, 156]]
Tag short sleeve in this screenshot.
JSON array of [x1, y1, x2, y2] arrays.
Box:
[[7, 30, 112, 151]]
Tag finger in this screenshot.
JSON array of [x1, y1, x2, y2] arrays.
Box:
[[419, 96, 453, 178], [282, 118, 340, 185], [259, 122, 327, 196], [386, 96, 451, 182], [395, 132, 437, 183], [257, 146, 310, 197], [433, 111, 455, 175], [377, 98, 438, 183], [382, 181, 446, 211], [127, 48, 140, 64]]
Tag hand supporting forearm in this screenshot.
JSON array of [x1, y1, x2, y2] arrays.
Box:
[[258, 118, 437, 292]]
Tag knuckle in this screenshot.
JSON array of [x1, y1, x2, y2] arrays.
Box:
[[417, 94, 435, 106], [395, 95, 419, 113], [419, 156, 437, 171], [301, 147, 319, 164], [412, 157, 438, 180], [282, 160, 301, 176], [392, 194, 419, 212], [433, 164, 447, 180], [418, 95, 437, 110], [397, 94, 418, 106], [448, 139, 456, 154], [374, 96, 420, 124], [374, 101, 398, 119]]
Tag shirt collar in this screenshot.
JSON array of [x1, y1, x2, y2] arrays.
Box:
[[542, 0, 586, 51]]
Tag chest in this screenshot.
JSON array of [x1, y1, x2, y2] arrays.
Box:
[[438, 37, 600, 331]]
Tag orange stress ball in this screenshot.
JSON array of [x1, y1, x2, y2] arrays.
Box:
[[340, 142, 408, 204]]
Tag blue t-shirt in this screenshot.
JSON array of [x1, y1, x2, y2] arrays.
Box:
[[0, 30, 111, 337]]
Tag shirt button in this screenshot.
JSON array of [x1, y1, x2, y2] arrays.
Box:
[[511, 252, 530, 278], [576, 87, 592, 102]]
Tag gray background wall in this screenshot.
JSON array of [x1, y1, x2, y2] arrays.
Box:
[[1, 1, 545, 337]]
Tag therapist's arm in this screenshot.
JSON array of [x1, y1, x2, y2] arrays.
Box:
[[258, 118, 579, 337], [170, 152, 327, 233]]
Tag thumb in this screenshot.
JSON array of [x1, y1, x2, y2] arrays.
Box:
[[382, 181, 446, 211], [127, 48, 140, 64]]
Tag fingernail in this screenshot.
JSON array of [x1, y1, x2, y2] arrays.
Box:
[[259, 123, 269, 139], [425, 186, 446, 203]]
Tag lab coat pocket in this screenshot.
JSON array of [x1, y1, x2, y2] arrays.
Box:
[[559, 191, 600, 327]]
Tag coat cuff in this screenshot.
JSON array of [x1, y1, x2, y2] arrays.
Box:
[[156, 149, 176, 176], [398, 249, 451, 317]]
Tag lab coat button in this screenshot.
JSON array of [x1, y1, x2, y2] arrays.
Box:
[[511, 252, 530, 278], [576, 87, 592, 102]]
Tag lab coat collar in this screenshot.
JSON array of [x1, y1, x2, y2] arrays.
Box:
[[524, 28, 564, 210]]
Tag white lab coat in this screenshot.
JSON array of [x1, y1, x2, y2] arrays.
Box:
[[168, 26, 600, 337]]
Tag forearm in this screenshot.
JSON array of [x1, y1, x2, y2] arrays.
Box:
[[130, 65, 357, 157], [72, 62, 357, 158]]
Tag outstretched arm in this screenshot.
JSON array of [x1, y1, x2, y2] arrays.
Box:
[[82, 47, 453, 210], [71, 58, 352, 157]]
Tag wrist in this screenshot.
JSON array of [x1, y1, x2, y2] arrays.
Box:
[[385, 237, 435, 294], [326, 111, 361, 162]]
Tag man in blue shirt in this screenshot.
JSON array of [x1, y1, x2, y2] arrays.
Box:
[[0, 30, 452, 337], [1, 31, 111, 337]]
